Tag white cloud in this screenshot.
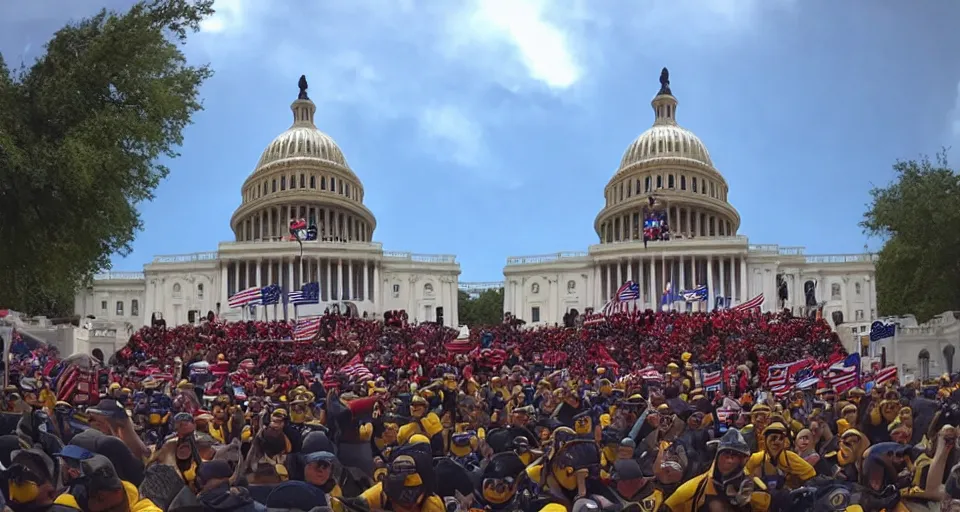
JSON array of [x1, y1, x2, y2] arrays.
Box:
[[199, 0, 252, 34], [418, 105, 483, 167], [460, 0, 582, 90]]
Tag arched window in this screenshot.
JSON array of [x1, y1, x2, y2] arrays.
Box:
[[831, 283, 841, 300], [919, 349, 931, 381], [173, 283, 182, 299]]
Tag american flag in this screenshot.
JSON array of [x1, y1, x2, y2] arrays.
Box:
[[701, 369, 722, 390], [873, 365, 898, 386], [339, 354, 374, 381], [638, 366, 663, 382], [731, 293, 764, 312], [826, 353, 861, 392], [228, 285, 281, 308], [293, 316, 321, 341], [229, 287, 262, 308], [616, 281, 641, 301], [289, 282, 320, 306], [255, 284, 282, 306], [766, 359, 814, 395]]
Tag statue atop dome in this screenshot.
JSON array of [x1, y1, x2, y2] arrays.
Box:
[[658, 67, 671, 96], [298, 75, 309, 100]]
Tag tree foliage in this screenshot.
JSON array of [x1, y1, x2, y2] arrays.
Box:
[[861, 152, 960, 323], [0, 0, 213, 316], [458, 288, 504, 326]]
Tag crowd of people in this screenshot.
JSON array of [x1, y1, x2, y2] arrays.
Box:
[[1, 307, 959, 512]]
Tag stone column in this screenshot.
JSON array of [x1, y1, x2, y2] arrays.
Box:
[[338, 258, 344, 300], [363, 260, 369, 302], [287, 259, 294, 297], [325, 259, 332, 301], [647, 258, 655, 310], [255, 259, 262, 288], [221, 262, 229, 304], [616, 261, 622, 288], [348, 260, 354, 300], [627, 258, 633, 283], [706, 255, 714, 311], [740, 257, 748, 303], [373, 262, 379, 305], [719, 256, 726, 305]]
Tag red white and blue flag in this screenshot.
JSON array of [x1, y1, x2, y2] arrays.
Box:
[[732, 294, 764, 312], [293, 316, 322, 341]]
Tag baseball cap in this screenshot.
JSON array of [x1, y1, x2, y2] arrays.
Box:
[[80, 454, 124, 495], [87, 399, 127, 421], [54, 445, 95, 461], [303, 450, 337, 465], [196, 460, 232, 485]]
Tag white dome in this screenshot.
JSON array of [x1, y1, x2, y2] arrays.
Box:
[[618, 124, 712, 171], [256, 125, 348, 169]]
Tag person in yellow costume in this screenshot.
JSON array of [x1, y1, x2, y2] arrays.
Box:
[[740, 404, 772, 453], [823, 428, 870, 482], [743, 422, 816, 491], [398, 395, 445, 456], [662, 428, 771, 512], [836, 404, 857, 435], [526, 437, 609, 508], [335, 435, 445, 512]]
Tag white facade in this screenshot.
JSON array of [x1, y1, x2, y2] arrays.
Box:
[[841, 312, 960, 383], [76, 81, 460, 333], [500, 72, 878, 329]]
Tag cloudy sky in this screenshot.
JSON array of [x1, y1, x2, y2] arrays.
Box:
[[2, 0, 959, 282]]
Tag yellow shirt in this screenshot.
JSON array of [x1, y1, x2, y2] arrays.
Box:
[[663, 472, 770, 512], [744, 450, 816, 487]]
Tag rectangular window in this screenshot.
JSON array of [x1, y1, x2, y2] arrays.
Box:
[[116, 301, 124, 316], [531, 306, 541, 323], [392, 284, 400, 297], [310, 176, 316, 188], [281, 176, 286, 190], [300, 174, 306, 188], [101, 300, 107, 311], [131, 300, 139, 316]]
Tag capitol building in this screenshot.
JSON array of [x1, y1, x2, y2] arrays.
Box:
[[74, 79, 461, 333], [73, 70, 883, 359], [498, 70, 879, 332]]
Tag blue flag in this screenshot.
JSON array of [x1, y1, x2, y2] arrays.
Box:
[[869, 321, 896, 342], [259, 284, 282, 305]]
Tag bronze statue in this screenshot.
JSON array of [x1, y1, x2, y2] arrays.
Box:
[[658, 67, 671, 95], [298, 75, 309, 100]]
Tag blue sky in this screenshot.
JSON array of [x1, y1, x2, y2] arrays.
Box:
[[2, 0, 959, 283]]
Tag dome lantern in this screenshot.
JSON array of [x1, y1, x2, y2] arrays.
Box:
[[652, 67, 678, 127], [291, 74, 317, 128]]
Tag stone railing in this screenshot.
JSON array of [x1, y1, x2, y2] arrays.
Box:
[[383, 251, 457, 264], [747, 244, 806, 256], [152, 251, 219, 263], [506, 251, 589, 265], [805, 254, 879, 264], [94, 271, 145, 281], [459, 281, 505, 291]]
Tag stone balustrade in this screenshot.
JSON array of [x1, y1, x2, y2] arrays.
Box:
[[93, 271, 146, 280], [383, 251, 457, 264], [804, 254, 878, 264], [152, 252, 219, 263], [506, 252, 589, 265]]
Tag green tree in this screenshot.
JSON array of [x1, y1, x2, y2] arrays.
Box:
[[0, 0, 213, 317], [458, 288, 504, 326], [861, 152, 960, 323]]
